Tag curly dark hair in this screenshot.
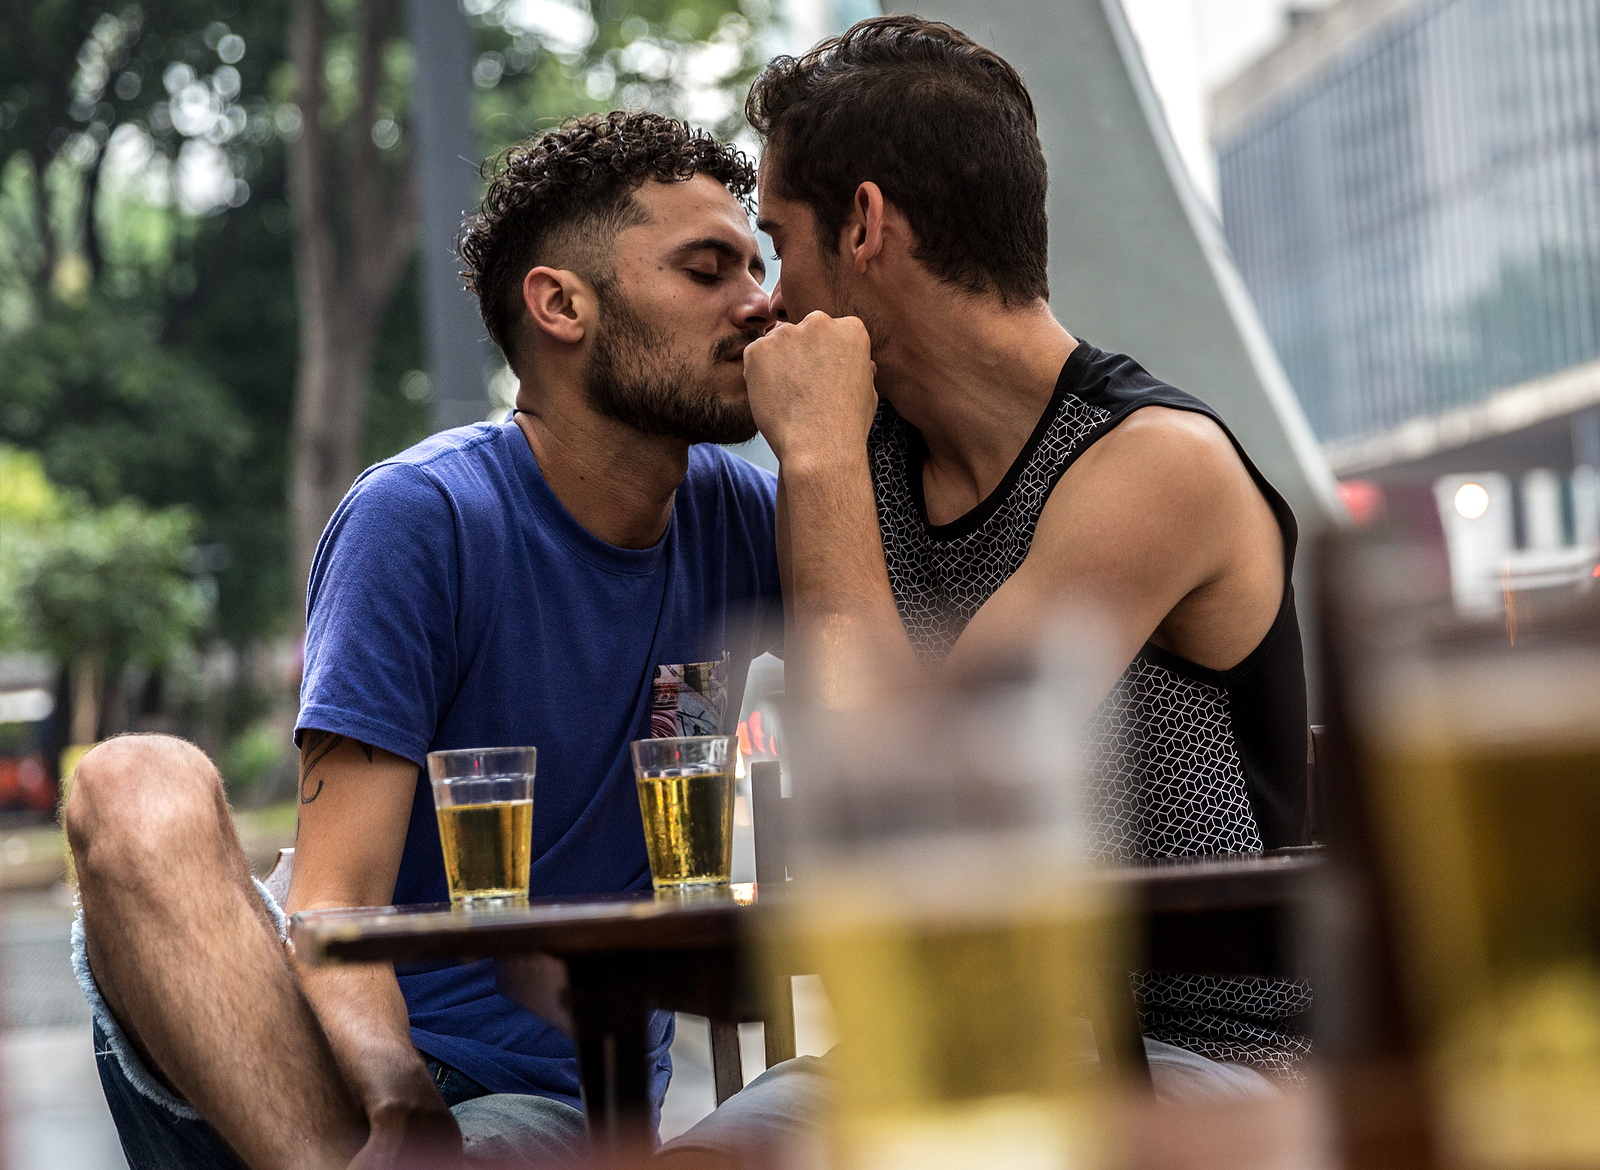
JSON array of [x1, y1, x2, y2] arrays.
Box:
[[746, 16, 1048, 305], [459, 111, 757, 365]]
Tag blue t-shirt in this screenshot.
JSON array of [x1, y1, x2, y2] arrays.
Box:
[[296, 420, 782, 1124]]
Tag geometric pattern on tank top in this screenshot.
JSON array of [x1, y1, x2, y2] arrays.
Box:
[[868, 392, 1114, 661], [867, 393, 1311, 1078], [1086, 656, 1263, 861], [1132, 973, 1314, 1083]]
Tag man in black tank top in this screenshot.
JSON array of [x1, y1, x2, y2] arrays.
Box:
[[741, 17, 1312, 1080]]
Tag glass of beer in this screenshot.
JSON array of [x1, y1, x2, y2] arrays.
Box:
[[1364, 641, 1600, 1168], [779, 634, 1124, 1170], [426, 746, 536, 904], [1330, 530, 1600, 1168], [630, 735, 735, 890]]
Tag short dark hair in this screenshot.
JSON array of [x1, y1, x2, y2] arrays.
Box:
[[459, 111, 757, 364], [746, 15, 1049, 305]]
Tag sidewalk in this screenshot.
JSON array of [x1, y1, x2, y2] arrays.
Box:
[[1, 888, 125, 1170]]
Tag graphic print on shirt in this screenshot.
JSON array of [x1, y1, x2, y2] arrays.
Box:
[[651, 653, 730, 737]]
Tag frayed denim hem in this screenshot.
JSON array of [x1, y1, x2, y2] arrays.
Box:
[[71, 876, 286, 1122]]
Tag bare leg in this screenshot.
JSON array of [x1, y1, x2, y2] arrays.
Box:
[[65, 734, 367, 1170]]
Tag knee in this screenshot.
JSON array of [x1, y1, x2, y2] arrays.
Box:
[[65, 735, 225, 878]]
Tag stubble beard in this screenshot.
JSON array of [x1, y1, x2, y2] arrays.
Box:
[[584, 283, 760, 446]]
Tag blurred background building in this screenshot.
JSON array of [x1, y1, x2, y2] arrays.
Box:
[[1211, 0, 1600, 611]]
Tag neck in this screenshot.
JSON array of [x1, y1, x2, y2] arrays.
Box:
[[512, 391, 689, 550], [872, 296, 1077, 517]]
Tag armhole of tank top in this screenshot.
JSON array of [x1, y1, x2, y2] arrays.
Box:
[[1215, 431, 1300, 685], [1077, 395, 1298, 688]]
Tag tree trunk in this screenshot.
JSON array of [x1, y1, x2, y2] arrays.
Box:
[[95, 661, 127, 741], [82, 142, 107, 287], [70, 652, 102, 746], [289, 307, 381, 612], [29, 148, 57, 296], [286, 0, 414, 623]]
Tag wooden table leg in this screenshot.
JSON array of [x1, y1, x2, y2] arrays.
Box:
[[1095, 968, 1152, 1088], [764, 973, 797, 1067], [567, 955, 655, 1151], [710, 1021, 744, 1104]]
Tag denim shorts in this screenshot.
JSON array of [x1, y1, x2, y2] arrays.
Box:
[[73, 879, 586, 1169]]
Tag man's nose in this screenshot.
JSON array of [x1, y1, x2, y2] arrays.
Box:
[[770, 282, 788, 323], [737, 283, 775, 333]]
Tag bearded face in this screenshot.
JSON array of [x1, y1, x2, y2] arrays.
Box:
[[584, 280, 762, 446]]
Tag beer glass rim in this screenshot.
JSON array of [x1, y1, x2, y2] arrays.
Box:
[[426, 745, 537, 781], [632, 734, 732, 750], [629, 735, 733, 773]]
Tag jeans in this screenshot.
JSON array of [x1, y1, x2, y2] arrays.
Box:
[[92, 1014, 586, 1169]]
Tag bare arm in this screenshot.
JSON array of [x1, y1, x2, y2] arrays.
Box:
[[747, 313, 919, 699], [949, 407, 1285, 695], [286, 732, 461, 1167], [747, 313, 1282, 700]]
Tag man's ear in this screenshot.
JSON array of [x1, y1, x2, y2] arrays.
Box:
[[844, 181, 887, 274], [522, 266, 592, 346]]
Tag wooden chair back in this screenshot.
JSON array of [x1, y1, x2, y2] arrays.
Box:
[[709, 760, 797, 1105]]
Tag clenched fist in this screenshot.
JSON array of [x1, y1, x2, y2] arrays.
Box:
[[742, 311, 878, 466]]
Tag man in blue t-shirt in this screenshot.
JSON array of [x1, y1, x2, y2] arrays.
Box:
[[64, 111, 784, 1168]]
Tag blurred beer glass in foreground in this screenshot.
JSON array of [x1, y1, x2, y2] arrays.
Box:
[[427, 746, 536, 904], [1341, 539, 1600, 1168], [781, 630, 1123, 1169]]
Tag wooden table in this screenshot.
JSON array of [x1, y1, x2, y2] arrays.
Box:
[[1116, 847, 1323, 981], [291, 850, 1325, 1150], [293, 883, 769, 1149]]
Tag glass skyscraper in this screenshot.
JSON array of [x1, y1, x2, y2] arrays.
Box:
[[1214, 0, 1600, 448]]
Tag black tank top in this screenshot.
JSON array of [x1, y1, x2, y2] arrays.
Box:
[[867, 340, 1312, 1075]]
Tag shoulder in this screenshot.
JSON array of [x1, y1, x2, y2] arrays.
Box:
[[1078, 405, 1249, 503], [1030, 404, 1268, 576], [341, 423, 512, 524]]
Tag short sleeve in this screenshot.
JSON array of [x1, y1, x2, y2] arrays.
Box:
[[296, 464, 460, 766]]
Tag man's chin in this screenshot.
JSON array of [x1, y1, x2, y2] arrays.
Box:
[[713, 421, 760, 447], [696, 387, 758, 446], [639, 409, 757, 447], [691, 407, 759, 446]]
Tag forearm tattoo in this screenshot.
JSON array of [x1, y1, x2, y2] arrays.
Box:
[[299, 731, 374, 804]]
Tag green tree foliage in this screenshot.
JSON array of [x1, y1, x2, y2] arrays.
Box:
[[0, 447, 59, 651], [1, 0, 771, 652], [465, 0, 771, 158], [0, 1, 289, 301], [0, 298, 248, 507], [0, 446, 208, 680], [22, 501, 209, 678], [0, 3, 301, 641]]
